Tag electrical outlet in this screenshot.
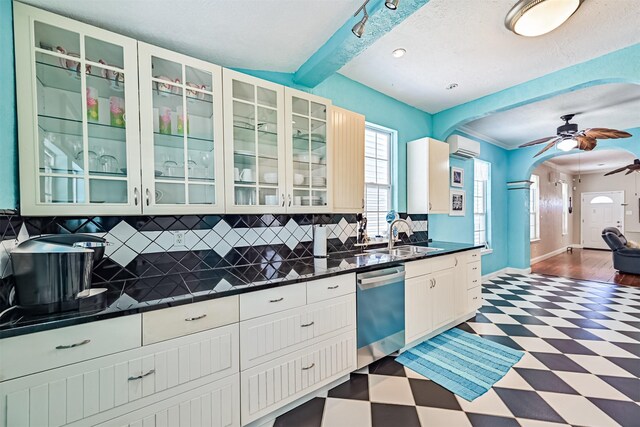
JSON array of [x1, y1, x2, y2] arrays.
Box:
[[173, 231, 185, 247]]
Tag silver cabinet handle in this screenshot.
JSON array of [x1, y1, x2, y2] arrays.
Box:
[[455, 258, 458, 267], [473, 279, 478, 284], [429, 202, 432, 211], [473, 267, 478, 271], [288, 194, 292, 207], [145, 188, 151, 206], [185, 314, 207, 321], [56, 339, 90, 350], [362, 198, 365, 208], [301, 321, 314, 328], [269, 297, 284, 303], [128, 369, 155, 381], [302, 363, 315, 371], [433, 279, 437, 288], [327, 285, 339, 290], [281, 193, 285, 207], [133, 187, 139, 206], [472, 296, 478, 300]]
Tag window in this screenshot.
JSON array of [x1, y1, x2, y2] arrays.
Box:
[[364, 124, 393, 237], [530, 174, 540, 241], [473, 159, 491, 247], [561, 182, 569, 235]]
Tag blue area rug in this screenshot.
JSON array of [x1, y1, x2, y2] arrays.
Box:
[[396, 328, 524, 401]]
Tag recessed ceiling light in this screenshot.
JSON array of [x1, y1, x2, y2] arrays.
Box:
[[392, 48, 406, 58], [445, 83, 459, 90], [505, 0, 583, 37]]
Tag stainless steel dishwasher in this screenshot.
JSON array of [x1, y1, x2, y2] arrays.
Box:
[[356, 265, 405, 369]]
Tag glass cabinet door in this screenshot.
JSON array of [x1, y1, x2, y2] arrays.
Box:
[[138, 43, 225, 213], [223, 70, 285, 213], [14, 4, 141, 215], [286, 89, 331, 212]]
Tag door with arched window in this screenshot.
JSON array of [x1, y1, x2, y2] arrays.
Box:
[[581, 191, 625, 249]]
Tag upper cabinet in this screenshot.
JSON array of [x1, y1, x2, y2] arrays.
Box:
[[284, 88, 332, 213], [223, 69, 286, 213], [138, 43, 225, 213], [14, 3, 141, 215], [331, 107, 365, 213], [407, 137, 450, 214]]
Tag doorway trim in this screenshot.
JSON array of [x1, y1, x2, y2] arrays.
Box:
[[580, 190, 625, 249]]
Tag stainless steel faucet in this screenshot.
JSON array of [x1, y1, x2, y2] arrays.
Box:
[[388, 219, 412, 250]]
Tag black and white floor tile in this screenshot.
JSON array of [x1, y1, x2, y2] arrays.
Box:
[[274, 273, 640, 427]]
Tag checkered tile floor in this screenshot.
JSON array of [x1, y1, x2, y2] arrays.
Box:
[[274, 273, 640, 427]]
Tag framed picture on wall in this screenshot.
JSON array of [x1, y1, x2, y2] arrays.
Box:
[[451, 167, 464, 187], [450, 189, 466, 216]]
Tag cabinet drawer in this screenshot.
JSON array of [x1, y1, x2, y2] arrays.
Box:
[[468, 286, 482, 312], [241, 330, 356, 424], [467, 261, 482, 289], [430, 254, 456, 273], [1, 315, 141, 382], [467, 249, 481, 263], [240, 294, 356, 370], [405, 258, 432, 279], [306, 273, 355, 304], [1, 324, 238, 427], [95, 374, 240, 427], [240, 284, 306, 321], [143, 295, 239, 345]]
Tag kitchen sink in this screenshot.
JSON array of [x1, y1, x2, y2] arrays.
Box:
[[359, 245, 443, 257]]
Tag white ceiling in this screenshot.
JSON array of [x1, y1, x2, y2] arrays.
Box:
[[546, 150, 636, 175], [339, 0, 640, 113], [460, 83, 640, 148], [19, 0, 362, 72]]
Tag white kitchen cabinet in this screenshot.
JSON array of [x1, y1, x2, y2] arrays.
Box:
[[407, 137, 450, 214], [138, 42, 226, 213], [240, 330, 356, 425], [223, 69, 286, 213], [14, 2, 141, 215], [431, 267, 455, 330], [284, 88, 332, 212], [0, 324, 239, 427], [330, 106, 365, 213], [405, 275, 433, 343]]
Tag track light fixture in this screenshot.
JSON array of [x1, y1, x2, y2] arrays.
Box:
[[352, 0, 370, 38], [385, 0, 400, 10]]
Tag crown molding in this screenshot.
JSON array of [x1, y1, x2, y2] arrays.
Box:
[[456, 125, 514, 150]]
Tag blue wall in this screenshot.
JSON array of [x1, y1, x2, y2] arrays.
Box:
[[0, 0, 17, 210]]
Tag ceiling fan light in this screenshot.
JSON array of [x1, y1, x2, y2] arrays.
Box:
[[506, 0, 582, 37], [557, 138, 578, 152]]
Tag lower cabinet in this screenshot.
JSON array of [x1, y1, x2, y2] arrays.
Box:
[[405, 275, 433, 343], [96, 374, 240, 427], [431, 267, 455, 330], [240, 330, 356, 425]]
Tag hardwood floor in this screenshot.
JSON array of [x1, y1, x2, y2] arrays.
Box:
[[531, 248, 640, 287]]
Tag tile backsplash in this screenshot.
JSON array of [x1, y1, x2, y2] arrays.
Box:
[[0, 212, 428, 307]]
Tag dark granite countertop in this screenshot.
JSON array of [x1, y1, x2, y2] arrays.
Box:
[[0, 241, 482, 339]]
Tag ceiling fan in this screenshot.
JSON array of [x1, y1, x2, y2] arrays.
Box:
[[518, 114, 632, 157], [604, 159, 640, 176]]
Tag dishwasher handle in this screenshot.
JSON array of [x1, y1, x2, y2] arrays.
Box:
[[357, 269, 405, 290]]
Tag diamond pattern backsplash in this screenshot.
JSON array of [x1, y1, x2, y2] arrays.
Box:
[[0, 213, 428, 299]]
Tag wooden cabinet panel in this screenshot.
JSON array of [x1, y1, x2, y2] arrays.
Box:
[[429, 138, 450, 214], [240, 294, 355, 370], [95, 374, 240, 427], [467, 261, 482, 290], [468, 286, 482, 312], [239, 283, 306, 321], [330, 106, 365, 213], [1, 325, 238, 427], [431, 268, 455, 330], [407, 138, 450, 214], [305, 273, 355, 304], [405, 276, 432, 343], [453, 255, 468, 317], [1, 315, 141, 382], [240, 331, 356, 424]]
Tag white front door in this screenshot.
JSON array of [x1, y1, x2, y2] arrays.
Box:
[[581, 191, 625, 249]]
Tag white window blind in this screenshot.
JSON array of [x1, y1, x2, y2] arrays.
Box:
[[474, 159, 490, 247], [364, 125, 392, 237], [530, 174, 540, 241], [562, 182, 569, 235]]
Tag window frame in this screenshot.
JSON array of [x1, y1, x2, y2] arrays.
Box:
[[530, 174, 540, 241], [364, 122, 395, 237], [473, 159, 491, 248]]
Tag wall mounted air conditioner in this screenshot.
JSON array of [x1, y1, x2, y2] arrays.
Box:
[[447, 135, 480, 159]]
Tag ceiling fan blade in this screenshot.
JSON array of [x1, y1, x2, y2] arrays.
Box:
[[604, 166, 629, 176], [625, 169, 634, 175], [576, 136, 597, 151], [533, 139, 560, 157], [584, 128, 632, 139], [518, 136, 558, 148]]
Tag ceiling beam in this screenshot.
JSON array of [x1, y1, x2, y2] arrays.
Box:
[[293, 0, 431, 87]]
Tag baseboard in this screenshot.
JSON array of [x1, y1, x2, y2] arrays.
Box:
[[531, 246, 571, 265], [482, 266, 531, 281]]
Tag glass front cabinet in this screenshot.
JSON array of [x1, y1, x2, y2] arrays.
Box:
[[138, 43, 225, 213], [14, 3, 141, 215]]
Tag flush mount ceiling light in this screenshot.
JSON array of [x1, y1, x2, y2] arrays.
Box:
[[392, 48, 406, 58], [352, 0, 370, 38], [385, 0, 400, 10], [505, 0, 583, 37], [445, 83, 459, 90]]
